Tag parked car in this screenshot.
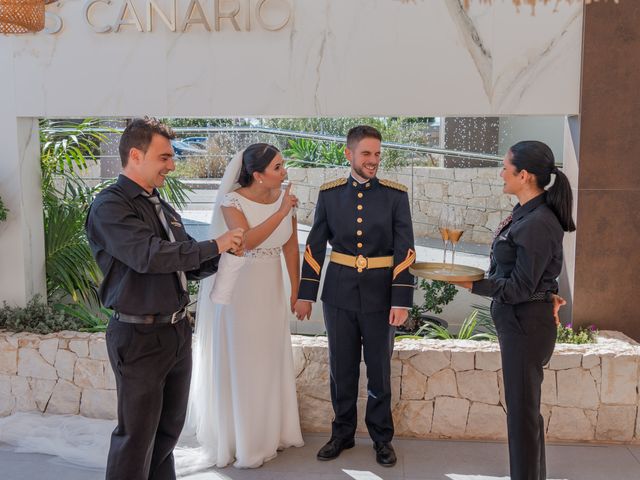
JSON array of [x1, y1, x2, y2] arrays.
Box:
[[171, 139, 206, 159], [181, 136, 209, 149]]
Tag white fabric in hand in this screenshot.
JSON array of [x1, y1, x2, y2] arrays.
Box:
[[209, 252, 246, 305]]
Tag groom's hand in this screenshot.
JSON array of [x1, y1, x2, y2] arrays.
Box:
[[293, 300, 312, 320], [214, 228, 244, 254], [389, 307, 409, 326]]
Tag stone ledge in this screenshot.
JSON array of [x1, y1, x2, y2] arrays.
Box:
[[293, 331, 640, 444], [0, 330, 115, 421], [1, 330, 639, 444]]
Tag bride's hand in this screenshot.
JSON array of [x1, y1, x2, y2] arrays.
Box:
[[290, 295, 297, 314], [293, 299, 312, 321], [277, 184, 298, 218]]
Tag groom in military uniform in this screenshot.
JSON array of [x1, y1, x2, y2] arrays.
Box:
[[294, 125, 415, 467]]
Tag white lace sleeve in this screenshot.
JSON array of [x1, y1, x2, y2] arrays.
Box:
[[221, 193, 243, 212]]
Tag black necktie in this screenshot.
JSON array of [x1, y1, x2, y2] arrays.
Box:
[[146, 193, 188, 292]]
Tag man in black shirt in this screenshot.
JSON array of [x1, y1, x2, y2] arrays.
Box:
[[86, 118, 243, 480]]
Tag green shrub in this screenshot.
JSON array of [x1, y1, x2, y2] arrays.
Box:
[[557, 323, 597, 344], [318, 142, 348, 166], [283, 138, 320, 167], [467, 306, 598, 344], [0, 195, 8, 222], [187, 281, 200, 297], [419, 279, 457, 315], [396, 310, 497, 342], [400, 280, 458, 334], [0, 296, 83, 334]]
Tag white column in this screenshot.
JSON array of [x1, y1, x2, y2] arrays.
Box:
[[558, 115, 580, 323], [0, 45, 46, 306]]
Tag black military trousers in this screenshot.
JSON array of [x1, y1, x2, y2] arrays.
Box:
[[323, 303, 395, 443], [491, 301, 556, 480], [105, 316, 192, 480]]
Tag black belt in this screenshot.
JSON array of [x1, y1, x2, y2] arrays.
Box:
[[115, 308, 188, 325], [528, 291, 552, 302]]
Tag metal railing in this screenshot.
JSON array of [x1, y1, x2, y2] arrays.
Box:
[[50, 124, 510, 247]]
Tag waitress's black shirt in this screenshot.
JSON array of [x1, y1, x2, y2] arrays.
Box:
[[472, 193, 564, 304]]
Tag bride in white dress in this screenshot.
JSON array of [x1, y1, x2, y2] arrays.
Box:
[[187, 143, 305, 468]]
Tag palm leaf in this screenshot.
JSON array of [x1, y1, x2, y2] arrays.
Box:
[[44, 202, 102, 303], [468, 333, 497, 341], [54, 302, 111, 332], [40, 118, 112, 175], [457, 310, 478, 339], [417, 320, 455, 340], [394, 335, 424, 341], [472, 303, 497, 337], [158, 174, 193, 210]]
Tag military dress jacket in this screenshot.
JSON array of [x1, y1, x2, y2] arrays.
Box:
[[298, 175, 416, 313]]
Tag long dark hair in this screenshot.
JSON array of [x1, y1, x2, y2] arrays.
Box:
[[238, 143, 280, 187], [509, 140, 576, 232]]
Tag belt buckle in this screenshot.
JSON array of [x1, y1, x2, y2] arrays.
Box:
[[355, 254, 368, 273]]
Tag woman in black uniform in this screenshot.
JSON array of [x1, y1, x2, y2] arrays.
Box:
[[451, 140, 575, 480]]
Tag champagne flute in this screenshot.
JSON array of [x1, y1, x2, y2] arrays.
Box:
[[438, 205, 450, 265], [448, 208, 465, 268]]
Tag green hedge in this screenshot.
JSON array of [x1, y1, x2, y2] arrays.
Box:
[[0, 296, 84, 334]]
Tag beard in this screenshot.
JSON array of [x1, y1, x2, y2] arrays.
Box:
[[353, 164, 377, 180]]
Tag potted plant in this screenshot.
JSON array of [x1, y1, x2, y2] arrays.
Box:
[[398, 279, 457, 334]]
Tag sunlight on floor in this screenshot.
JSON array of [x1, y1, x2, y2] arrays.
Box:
[[342, 469, 385, 480], [446, 475, 568, 480], [179, 472, 232, 480]]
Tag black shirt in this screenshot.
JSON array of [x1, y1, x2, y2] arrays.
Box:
[[472, 193, 563, 304], [85, 175, 220, 315]]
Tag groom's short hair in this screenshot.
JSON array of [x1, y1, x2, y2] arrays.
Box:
[[119, 117, 176, 167], [346, 125, 382, 150]]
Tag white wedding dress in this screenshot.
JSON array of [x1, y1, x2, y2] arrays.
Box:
[[187, 190, 304, 469]]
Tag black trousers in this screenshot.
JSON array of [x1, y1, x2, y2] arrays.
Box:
[[105, 316, 192, 480], [323, 303, 395, 443], [491, 301, 556, 480]]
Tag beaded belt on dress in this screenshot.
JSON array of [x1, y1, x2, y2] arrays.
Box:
[[243, 247, 282, 259]]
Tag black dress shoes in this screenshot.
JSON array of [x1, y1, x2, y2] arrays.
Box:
[[317, 437, 355, 461], [373, 441, 397, 467]]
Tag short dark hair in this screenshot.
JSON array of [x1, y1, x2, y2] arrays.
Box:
[[346, 125, 382, 150], [238, 143, 281, 187], [119, 117, 176, 167]]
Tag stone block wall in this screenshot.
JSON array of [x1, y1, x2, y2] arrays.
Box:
[[293, 332, 640, 444], [0, 331, 115, 419], [2, 330, 639, 444], [288, 166, 517, 245]]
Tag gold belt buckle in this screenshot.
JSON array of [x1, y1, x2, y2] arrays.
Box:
[[355, 254, 368, 273]]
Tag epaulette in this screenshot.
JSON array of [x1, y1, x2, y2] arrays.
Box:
[[379, 178, 408, 192], [319, 177, 347, 191]]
